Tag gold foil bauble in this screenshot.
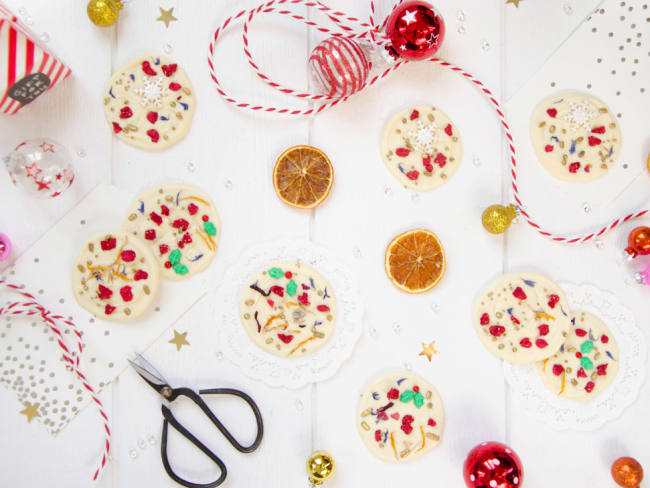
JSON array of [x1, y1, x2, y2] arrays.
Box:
[[625, 226, 650, 258], [87, 0, 122, 27], [482, 204, 517, 234], [306, 450, 335, 485], [612, 457, 644, 488]]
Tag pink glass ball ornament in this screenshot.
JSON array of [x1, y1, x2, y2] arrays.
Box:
[[4, 138, 74, 199], [308, 36, 371, 98], [0, 233, 11, 262], [385, 1, 446, 61]]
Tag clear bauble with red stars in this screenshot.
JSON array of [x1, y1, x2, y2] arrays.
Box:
[[4, 138, 74, 198], [385, 1, 446, 61]]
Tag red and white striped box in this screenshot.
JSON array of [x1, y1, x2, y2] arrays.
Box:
[[0, 1, 71, 115]]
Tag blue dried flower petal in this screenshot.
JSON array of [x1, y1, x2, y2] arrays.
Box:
[[606, 351, 616, 361], [523, 279, 536, 287], [569, 140, 576, 154], [138, 200, 144, 213], [397, 378, 406, 385], [190, 254, 203, 262], [372, 392, 380, 400]]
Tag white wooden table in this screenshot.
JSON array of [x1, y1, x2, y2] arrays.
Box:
[[1, 0, 649, 486]]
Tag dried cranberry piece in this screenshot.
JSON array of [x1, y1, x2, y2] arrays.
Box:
[[395, 147, 410, 157], [120, 286, 133, 302], [120, 106, 133, 119], [149, 212, 163, 226], [409, 109, 419, 120], [97, 285, 113, 300], [161, 63, 178, 77], [547, 294, 559, 308], [144, 229, 156, 240], [552, 364, 564, 376], [101, 237, 117, 251], [112, 122, 122, 133], [160, 204, 170, 216], [519, 337, 532, 348], [121, 250, 136, 262], [317, 305, 330, 312], [489, 325, 505, 336], [575, 328, 587, 337], [480, 313, 490, 325], [584, 381, 595, 393], [588, 136, 602, 146], [596, 364, 608, 376], [133, 270, 148, 281], [104, 304, 116, 315], [546, 108, 557, 118], [535, 338, 548, 348], [159, 244, 169, 255], [444, 124, 453, 136], [187, 203, 199, 215], [147, 111, 158, 124], [169, 82, 181, 91], [173, 218, 189, 231], [147, 129, 160, 143], [277, 333, 293, 344], [270, 285, 284, 297], [387, 388, 399, 400], [405, 170, 419, 180], [512, 286, 527, 300], [142, 61, 157, 76], [538, 324, 550, 336]]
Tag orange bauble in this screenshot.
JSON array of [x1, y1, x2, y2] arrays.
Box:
[[611, 457, 644, 488], [625, 226, 650, 258]]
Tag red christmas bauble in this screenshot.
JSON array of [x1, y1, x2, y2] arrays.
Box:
[[625, 226, 650, 259], [385, 1, 445, 61], [463, 442, 523, 488], [308, 37, 370, 98]]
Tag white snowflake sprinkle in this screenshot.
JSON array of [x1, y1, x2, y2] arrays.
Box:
[[562, 100, 596, 131], [134, 76, 169, 107], [408, 120, 440, 154]]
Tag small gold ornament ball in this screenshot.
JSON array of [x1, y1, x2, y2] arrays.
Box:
[[306, 450, 335, 485], [611, 457, 644, 488], [482, 204, 517, 234], [87, 0, 123, 27]]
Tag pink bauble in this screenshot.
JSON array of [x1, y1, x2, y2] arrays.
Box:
[[385, 1, 445, 61], [308, 37, 370, 98], [463, 442, 523, 488]]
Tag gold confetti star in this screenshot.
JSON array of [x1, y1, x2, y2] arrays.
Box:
[[418, 341, 439, 361], [156, 7, 177, 28], [169, 330, 190, 351], [19, 401, 41, 423], [506, 0, 521, 7]]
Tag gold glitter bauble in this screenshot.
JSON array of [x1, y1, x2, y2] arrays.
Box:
[[612, 457, 644, 488], [306, 450, 335, 485], [482, 204, 517, 234], [87, 0, 122, 27]]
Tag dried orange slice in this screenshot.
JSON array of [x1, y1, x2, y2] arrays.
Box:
[[273, 145, 333, 209], [385, 229, 446, 294]]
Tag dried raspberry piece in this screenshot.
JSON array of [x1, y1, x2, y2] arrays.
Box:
[[149, 212, 163, 226], [187, 203, 199, 215], [535, 338, 548, 348], [160, 205, 170, 216], [285, 271, 292, 279], [396, 147, 410, 157], [552, 364, 564, 376], [177, 241, 185, 249], [161, 63, 178, 77], [544, 145, 554, 152], [169, 82, 181, 91], [569, 162, 581, 173], [159, 244, 169, 255], [575, 328, 587, 337], [546, 108, 557, 118], [144, 229, 156, 240], [97, 285, 113, 300], [121, 250, 136, 262], [511, 315, 520, 325], [406, 170, 419, 180], [267, 299, 274, 307], [444, 124, 453, 136], [489, 325, 505, 337], [584, 381, 595, 393], [402, 415, 414, 425], [147, 111, 158, 124], [588, 136, 602, 146], [141, 61, 157, 76], [409, 109, 419, 120], [270, 285, 284, 297], [375, 429, 382, 442], [427, 418, 436, 427], [519, 337, 532, 348], [277, 333, 293, 344], [164, 261, 172, 269], [317, 305, 330, 312], [547, 294, 559, 308], [401, 423, 413, 435], [512, 286, 527, 300], [120, 286, 133, 302], [591, 126, 606, 134], [297, 293, 310, 305], [480, 313, 490, 325], [181, 232, 192, 244], [173, 218, 189, 231], [133, 270, 148, 281], [600, 334, 609, 344], [101, 237, 117, 251], [147, 129, 160, 143], [104, 304, 116, 315], [538, 324, 550, 336], [120, 106, 133, 119], [422, 156, 433, 172], [387, 388, 399, 400], [112, 122, 122, 133], [377, 411, 388, 421], [577, 367, 587, 378], [390, 412, 400, 420], [596, 364, 608, 376], [434, 153, 447, 168], [585, 164, 591, 173]]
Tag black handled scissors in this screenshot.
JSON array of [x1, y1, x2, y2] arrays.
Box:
[[128, 354, 264, 488]]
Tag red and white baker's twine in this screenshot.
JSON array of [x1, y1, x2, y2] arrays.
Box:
[[208, 0, 649, 243], [0, 280, 110, 481]]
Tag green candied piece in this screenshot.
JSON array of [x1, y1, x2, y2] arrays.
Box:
[[169, 249, 181, 266], [580, 340, 594, 354], [203, 221, 217, 236], [399, 390, 414, 403], [580, 356, 594, 370], [413, 391, 424, 408], [286, 279, 297, 296], [173, 263, 189, 275], [268, 267, 284, 279]]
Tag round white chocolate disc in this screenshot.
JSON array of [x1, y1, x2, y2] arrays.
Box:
[[530, 92, 622, 182], [473, 272, 572, 364], [537, 311, 619, 401], [239, 260, 336, 358], [357, 372, 444, 462], [71, 231, 159, 321], [123, 184, 220, 280], [380, 105, 462, 191], [103, 54, 195, 150]]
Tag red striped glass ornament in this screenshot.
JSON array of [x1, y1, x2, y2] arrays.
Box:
[[308, 37, 370, 98]]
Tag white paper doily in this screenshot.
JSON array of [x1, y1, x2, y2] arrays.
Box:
[[503, 282, 647, 431], [213, 239, 363, 389]]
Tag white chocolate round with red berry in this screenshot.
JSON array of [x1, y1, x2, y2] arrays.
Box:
[[239, 261, 336, 358], [380, 105, 462, 191], [473, 272, 572, 364], [357, 372, 444, 463], [104, 55, 195, 151], [530, 92, 621, 182], [123, 184, 220, 281], [537, 311, 619, 401], [71, 231, 159, 321]]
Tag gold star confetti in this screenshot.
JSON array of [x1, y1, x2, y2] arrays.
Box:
[[169, 330, 190, 351], [506, 0, 521, 7], [156, 7, 177, 28], [418, 341, 439, 362], [19, 401, 41, 423]]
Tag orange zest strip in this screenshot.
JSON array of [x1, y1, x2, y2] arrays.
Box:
[[419, 425, 426, 450], [263, 314, 281, 331], [535, 312, 555, 321], [180, 195, 210, 206], [559, 371, 566, 395], [390, 433, 397, 460], [197, 231, 212, 250], [197, 229, 216, 251], [113, 272, 133, 282], [285, 302, 299, 307], [289, 336, 314, 355], [542, 358, 549, 372]]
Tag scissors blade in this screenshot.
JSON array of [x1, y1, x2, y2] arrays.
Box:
[[128, 353, 170, 395]]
